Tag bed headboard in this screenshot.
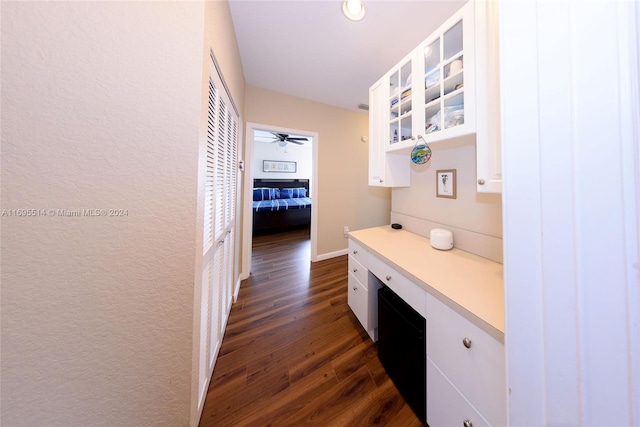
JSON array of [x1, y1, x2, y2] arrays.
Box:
[[253, 178, 309, 193]]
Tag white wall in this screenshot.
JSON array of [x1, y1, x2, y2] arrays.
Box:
[[1, 2, 205, 425], [392, 140, 502, 238], [252, 140, 312, 181], [391, 137, 503, 261]]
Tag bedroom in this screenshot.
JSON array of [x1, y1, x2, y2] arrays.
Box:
[[250, 129, 313, 234]]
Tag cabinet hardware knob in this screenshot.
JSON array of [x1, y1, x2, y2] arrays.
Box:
[[463, 420, 473, 427], [379, 178, 383, 183], [353, 250, 358, 254], [477, 178, 485, 185], [385, 275, 391, 281], [353, 268, 358, 273], [353, 286, 357, 291], [462, 337, 472, 348]]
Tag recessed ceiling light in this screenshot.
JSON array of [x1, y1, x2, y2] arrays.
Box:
[[342, 0, 366, 21]]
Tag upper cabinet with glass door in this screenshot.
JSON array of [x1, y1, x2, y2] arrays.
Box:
[[388, 53, 416, 148], [385, 2, 475, 154]]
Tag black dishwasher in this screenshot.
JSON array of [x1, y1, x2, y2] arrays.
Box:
[[377, 283, 426, 421]]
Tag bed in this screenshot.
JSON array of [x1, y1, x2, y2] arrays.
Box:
[[252, 178, 312, 233]]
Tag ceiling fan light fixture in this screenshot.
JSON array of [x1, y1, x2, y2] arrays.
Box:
[[342, 0, 365, 21]]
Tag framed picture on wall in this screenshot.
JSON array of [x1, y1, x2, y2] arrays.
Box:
[[436, 169, 456, 199], [263, 160, 297, 173]]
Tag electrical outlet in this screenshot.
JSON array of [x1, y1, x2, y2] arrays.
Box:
[[343, 226, 349, 238]]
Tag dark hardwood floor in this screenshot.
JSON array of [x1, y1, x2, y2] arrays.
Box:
[[199, 227, 425, 426]]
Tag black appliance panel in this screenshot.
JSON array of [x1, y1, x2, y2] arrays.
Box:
[[377, 284, 427, 421]]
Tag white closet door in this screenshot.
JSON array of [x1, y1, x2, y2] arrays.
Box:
[[197, 56, 239, 407]]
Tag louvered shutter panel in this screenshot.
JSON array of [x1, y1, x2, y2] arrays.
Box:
[[214, 100, 226, 241], [202, 260, 213, 366], [197, 53, 240, 412], [203, 78, 217, 252], [224, 112, 234, 228], [230, 119, 237, 220]]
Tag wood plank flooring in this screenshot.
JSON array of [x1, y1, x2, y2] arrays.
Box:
[[199, 227, 425, 426]]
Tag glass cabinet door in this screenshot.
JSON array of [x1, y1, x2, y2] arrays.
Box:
[[423, 17, 466, 137], [424, 37, 442, 135], [389, 59, 413, 145], [442, 20, 464, 130]]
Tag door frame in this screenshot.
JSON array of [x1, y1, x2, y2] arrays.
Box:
[[240, 122, 319, 280]]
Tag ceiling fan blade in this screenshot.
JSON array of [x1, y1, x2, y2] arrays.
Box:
[[269, 131, 287, 141], [288, 140, 305, 145], [285, 137, 308, 142]]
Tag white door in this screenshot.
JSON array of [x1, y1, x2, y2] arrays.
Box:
[[197, 56, 239, 407]]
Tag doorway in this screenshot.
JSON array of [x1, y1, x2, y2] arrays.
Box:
[[241, 122, 318, 280]]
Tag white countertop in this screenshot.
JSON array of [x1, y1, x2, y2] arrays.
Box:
[[349, 226, 504, 340]]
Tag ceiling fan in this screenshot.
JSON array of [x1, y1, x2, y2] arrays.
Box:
[[269, 132, 308, 147]]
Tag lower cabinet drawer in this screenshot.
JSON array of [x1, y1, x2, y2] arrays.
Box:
[[368, 253, 426, 318], [348, 255, 368, 287], [348, 239, 368, 267], [426, 293, 506, 426], [427, 358, 489, 427], [348, 273, 368, 329]]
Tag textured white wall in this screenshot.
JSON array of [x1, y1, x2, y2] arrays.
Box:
[[1, 2, 204, 425]]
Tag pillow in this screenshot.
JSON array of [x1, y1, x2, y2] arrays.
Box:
[[253, 187, 278, 201], [279, 187, 307, 199]]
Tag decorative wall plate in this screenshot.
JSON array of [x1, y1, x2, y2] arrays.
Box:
[[411, 142, 432, 165]]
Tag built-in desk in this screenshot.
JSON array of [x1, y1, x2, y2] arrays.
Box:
[[347, 226, 506, 426]]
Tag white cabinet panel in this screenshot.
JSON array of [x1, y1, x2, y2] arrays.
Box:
[[475, 0, 502, 193], [347, 238, 379, 341], [427, 358, 489, 427], [368, 254, 427, 318], [426, 292, 506, 426]]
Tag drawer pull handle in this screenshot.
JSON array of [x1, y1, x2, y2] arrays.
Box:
[[462, 337, 472, 349], [385, 275, 391, 281], [353, 250, 358, 254], [353, 268, 358, 273], [463, 420, 473, 427]]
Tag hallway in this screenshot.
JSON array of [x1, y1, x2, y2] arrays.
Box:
[[198, 228, 424, 426]]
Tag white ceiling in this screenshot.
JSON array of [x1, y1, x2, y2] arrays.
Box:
[[228, 0, 468, 112]]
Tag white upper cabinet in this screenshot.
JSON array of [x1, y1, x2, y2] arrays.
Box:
[[368, 1, 502, 193], [383, 2, 476, 155], [369, 74, 410, 187], [388, 52, 418, 145], [422, 6, 476, 143]]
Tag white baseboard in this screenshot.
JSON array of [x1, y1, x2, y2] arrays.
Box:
[[315, 248, 348, 262]]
